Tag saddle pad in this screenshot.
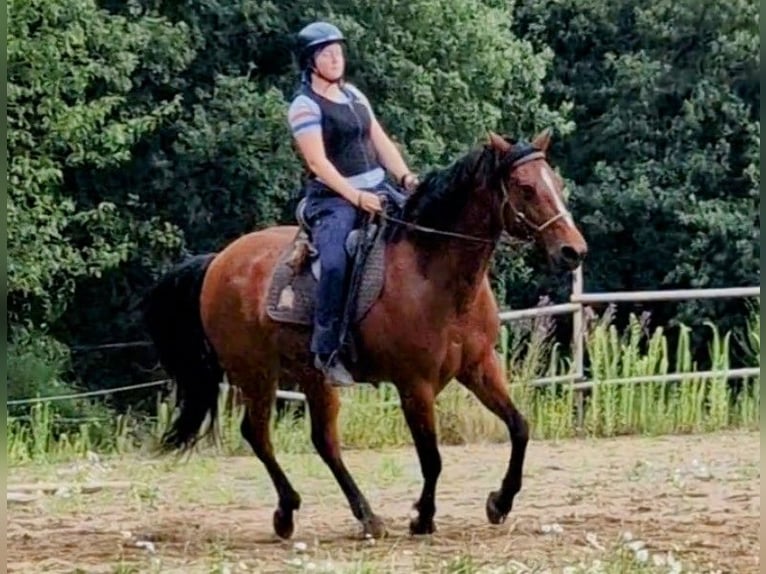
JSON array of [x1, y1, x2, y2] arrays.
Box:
[[265, 232, 387, 326]]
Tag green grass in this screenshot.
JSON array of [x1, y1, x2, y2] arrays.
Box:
[[7, 304, 760, 464]]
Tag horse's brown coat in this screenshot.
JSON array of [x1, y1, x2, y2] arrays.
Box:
[[155, 131, 588, 539]]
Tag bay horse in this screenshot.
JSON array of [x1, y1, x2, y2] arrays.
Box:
[[142, 129, 588, 540]]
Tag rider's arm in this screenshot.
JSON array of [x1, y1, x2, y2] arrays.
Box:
[[288, 97, 362, 206], [369, 118, 415, 187], [345, 84, 416, 189]]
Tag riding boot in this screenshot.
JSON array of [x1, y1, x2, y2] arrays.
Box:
[[314, 353, 355, 387]]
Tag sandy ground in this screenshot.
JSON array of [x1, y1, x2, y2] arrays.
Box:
[[7, 430, 760, 573]]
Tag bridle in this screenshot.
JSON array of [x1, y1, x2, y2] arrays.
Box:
[[380, 146, 570, 245], [499, 150, 569, 236]]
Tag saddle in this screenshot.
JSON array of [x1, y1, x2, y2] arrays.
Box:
[[290, 197, 375, 281], [265, 197, 389, 361]]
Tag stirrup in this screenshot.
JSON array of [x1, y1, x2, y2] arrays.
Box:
[[314, 353, 355, 387]]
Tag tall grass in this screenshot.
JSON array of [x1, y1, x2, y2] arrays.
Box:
[[7, 305, 760, 464], [582, 312, 759, 436]]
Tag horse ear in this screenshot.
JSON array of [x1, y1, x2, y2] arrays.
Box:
[[532, 127, 552, 152], [487, 131, 511, 152]]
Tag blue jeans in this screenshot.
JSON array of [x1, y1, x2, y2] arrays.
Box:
[[303, 179, 405, 357]]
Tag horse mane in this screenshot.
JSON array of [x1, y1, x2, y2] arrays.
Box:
[[385, 142, 502, 243]]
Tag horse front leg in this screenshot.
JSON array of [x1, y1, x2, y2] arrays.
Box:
[[458, 351, 529, 524], [398, 382, 442, 535]]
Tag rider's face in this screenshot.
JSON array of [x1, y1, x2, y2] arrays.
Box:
[[313, 42, 345, 81]]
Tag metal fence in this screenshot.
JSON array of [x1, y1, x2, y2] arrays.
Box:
[[528, 268, 759, 387], [7, 267, 760, 409], [495, 268, 759, 428]]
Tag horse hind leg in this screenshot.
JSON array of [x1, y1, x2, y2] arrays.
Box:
[[458, 351, 529, 524], [235, 371, 302, 539], [305, 379, 386, 539]]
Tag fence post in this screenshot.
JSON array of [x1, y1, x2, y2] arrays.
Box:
[[571, 266, 585, 431]]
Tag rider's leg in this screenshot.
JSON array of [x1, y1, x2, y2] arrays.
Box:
[[309, 197, 359, 386]]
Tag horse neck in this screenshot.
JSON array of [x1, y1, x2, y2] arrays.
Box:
[[410, 194, 501, 314]]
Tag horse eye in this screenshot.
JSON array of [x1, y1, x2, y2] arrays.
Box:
[[522, 186, 536, 201]]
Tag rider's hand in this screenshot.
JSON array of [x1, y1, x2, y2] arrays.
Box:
[[402, 173, 419, 192], [355, 191, 383, 214]]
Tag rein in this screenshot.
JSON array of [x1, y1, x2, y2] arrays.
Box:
[[379, 212, 495, 244]]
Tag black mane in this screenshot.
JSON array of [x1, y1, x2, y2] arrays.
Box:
[[386, 144, 501, 243]]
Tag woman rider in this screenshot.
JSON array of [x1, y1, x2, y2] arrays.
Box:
[[288, 21, 419, 387]]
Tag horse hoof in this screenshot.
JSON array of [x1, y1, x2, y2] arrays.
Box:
[[486, 490, 509, 525], [273, 507, 295, 539], [409, 515, 436, 536], [362, 514, 387, 539]]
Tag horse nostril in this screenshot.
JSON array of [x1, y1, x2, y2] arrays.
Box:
[[560, 245, 582, 267]]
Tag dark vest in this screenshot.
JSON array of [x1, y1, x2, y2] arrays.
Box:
[[300, 85, 380, 177]]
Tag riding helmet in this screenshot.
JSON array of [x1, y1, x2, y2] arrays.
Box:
[[295, 21, 346, 70]]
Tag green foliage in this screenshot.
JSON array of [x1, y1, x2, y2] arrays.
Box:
[[165, 76, 302, 250], [582, 311, 759, 436], [7, 0, 191, 326], [7, 330, 72, 406], [738, 299, 760, 365], [511, 0, 760, 332], [6, 328, 115, 428], [148, 0, 290, 84]]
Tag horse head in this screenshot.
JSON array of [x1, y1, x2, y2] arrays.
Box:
[[487, 130, 588, 272]]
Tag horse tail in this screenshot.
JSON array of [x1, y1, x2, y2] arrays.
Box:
[[141, 252, 224, 454]]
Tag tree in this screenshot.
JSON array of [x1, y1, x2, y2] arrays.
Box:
[[7, 0, 194, 329], [512, 0, 760, 349]]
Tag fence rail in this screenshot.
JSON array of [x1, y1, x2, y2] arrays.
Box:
[[503, 269, 759, 427], [7, 379, 303, 406], [498, 303, 581, 321], [7, 380, 170, 406], [7, 268, 760, 412], [562, 269, 759, 386], [567, 367, 761, 392], [572, 285, 760, 304]]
